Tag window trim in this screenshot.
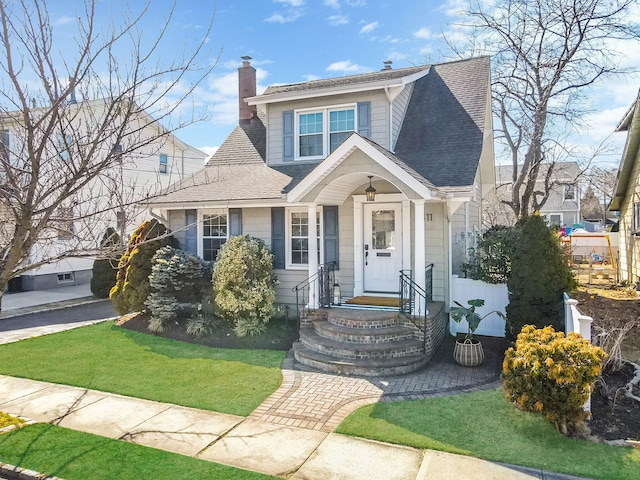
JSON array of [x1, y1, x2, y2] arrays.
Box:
[[285, 207, 323, 269], [199, 209, 228, 261], [294, 104, 356, 161]]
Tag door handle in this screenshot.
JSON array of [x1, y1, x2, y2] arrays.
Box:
[[365, 244, 369, 266]]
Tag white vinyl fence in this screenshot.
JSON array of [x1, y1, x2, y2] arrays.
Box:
[[450, 276, 508, 337]]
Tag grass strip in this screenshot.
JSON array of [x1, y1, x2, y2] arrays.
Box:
[[0, 321, 285, 416], [0, 423, 276, 480], [336, 388, 640, 480]]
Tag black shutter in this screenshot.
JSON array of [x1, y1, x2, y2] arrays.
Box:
[[271, 207, 285, 269], [323, 205, 339, 269]]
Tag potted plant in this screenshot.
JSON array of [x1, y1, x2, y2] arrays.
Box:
[[450, 299, 505, 367]]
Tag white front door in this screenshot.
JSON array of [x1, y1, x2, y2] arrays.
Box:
[[363, 203, 403, 293]]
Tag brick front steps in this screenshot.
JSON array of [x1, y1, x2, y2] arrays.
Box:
[[293, 303, 447, 376]]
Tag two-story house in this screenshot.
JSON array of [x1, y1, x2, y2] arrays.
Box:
[[491, 162, 582, 228], [1, 100, 206, 290], [146, 56, 495, 315]]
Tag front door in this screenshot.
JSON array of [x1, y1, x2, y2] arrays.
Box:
[[363, 203, 403, 293]]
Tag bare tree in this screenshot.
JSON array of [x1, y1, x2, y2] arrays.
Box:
[[583, 166, 618, 223], [456, 0, 639, 219], [0, 0, 216, 310]]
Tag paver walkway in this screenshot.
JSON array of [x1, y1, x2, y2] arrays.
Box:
[[250, 335, 503, 431]]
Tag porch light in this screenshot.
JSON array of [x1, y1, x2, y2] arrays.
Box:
[[333, 283, 341, 305], [365, 176, 376, 202]]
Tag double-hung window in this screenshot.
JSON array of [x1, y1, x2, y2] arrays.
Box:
[[287, 209, 321, 267], [202, 213, 227, 261], [296, 105, 355, 160], [159, 154, 168, 174]]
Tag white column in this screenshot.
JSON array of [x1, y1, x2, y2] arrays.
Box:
[[353, 199, 364, 296], [307, 204, 319, 309], [402, 200, 411, 272], [413, 199, 426, 315]]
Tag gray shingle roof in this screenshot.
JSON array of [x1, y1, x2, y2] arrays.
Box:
[[394, 56, 490, 188], [263, 66, 428, 96], [148, 114, 291, 204]]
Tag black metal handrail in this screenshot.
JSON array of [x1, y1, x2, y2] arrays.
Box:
[[399, 264, 434, 352], [292, 261, 336, 320]]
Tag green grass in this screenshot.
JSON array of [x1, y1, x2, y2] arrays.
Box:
[[0, 423, 276, 480], [0, 321, 285, 416], [336, 388, 640, 480]]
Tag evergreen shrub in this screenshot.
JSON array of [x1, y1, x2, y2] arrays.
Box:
[[109, 219, 177, 315], [505, 214, 575, 340], [90, 227, 121, 298], [502, 325, 606, 437], [461, 225, 520, 284], [212, 235, 276, 337], [146, 246, 207, 332]]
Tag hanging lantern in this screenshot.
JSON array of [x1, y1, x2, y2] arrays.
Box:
[[365, 175, 376, 202]]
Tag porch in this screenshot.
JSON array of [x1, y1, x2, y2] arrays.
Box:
[[290, 263, 447, 376]]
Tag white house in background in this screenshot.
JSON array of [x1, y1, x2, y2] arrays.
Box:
[[0, 99, 206, 291]]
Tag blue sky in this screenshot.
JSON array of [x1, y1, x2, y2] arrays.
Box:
[[46, 0, 640, 165]]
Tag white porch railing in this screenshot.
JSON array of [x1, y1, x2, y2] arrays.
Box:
[[563, 292, 594, 412]]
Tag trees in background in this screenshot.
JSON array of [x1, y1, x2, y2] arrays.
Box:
[[458, 0, 639, 220], [0, 0, 215, 312]]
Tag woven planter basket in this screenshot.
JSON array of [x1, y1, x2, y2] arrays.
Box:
[[453, 338, 485, 367]]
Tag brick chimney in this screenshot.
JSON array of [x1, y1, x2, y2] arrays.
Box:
[[238, 56, 257, 125]]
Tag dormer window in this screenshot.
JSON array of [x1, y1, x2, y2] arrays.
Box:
[[296, 105, 355, 160], [563, 184, 576, 201]]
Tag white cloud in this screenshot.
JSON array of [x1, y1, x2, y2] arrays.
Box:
[[274, 0, 305, 6], [265, 11, 303, 23], [359, 21, 378, 35], [54, 15, 74, 26], [324, 0, 341, 8], [346, 0, 366, 6], [328, 15, 349, 26], [326, 60, 368, 74], [303, 74, 322, 81], [202, 67, 269, 126], [199, 146, 219, 158], [414, 27, 433, 40]]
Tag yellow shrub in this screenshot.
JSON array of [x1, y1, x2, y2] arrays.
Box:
[[502, 325, 606, 437]]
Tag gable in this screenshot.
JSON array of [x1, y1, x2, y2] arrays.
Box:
[[394, 57, 490, 189]]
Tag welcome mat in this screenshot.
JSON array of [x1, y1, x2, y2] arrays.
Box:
[[345, 296, 407, 308]]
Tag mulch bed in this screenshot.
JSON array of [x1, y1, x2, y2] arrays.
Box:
[[590, 362, 640, 443]]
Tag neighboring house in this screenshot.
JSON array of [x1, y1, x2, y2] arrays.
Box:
[[145, 56, 495, 310], [491, 162, 581, 228], [0, 100, 206, 290], [609, 89, 640, 285]]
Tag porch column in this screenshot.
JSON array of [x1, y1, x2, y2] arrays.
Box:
[[413, 199, 426, 315], [353, 199, 364, 296], [307, 204, 319, 309]]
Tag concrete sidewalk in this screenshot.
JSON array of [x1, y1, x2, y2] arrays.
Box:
[[1, 284, 100, 319], [0, 375, 589, 480]]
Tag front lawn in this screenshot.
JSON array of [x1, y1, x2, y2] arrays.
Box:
[[336, 388, 640, 480], [0, 423, 276, 480], [0, 321, 285, 416]]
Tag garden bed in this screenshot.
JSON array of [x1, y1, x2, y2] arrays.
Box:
[[117, 313, 298, 351]]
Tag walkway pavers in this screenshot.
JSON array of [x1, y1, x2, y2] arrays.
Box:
[[250, 336, 503, 432]]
